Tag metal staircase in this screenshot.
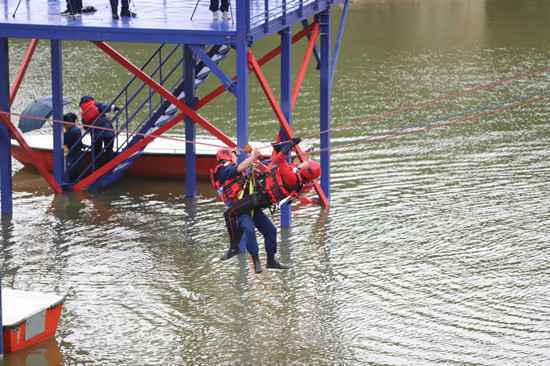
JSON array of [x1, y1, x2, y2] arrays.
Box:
[[66, 44, 231, 190]]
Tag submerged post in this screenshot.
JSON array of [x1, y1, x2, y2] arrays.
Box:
[[51, 40, 65, 187], [280, 27, 292, 228], [319, 9, 332, 200], [0, 37, 12, 217], [184, 45, 196, 197]]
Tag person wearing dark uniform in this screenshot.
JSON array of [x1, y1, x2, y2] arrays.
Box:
[[63, 113, 85, 182], [212, 147, 287, 273], [110, 0, 136, 20], [209, 0, 230, 20], [79, 96, 116, 171], [60, 0, 82, 15]]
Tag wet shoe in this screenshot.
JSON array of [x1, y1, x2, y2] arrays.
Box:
[[220, 248, 239, 261], [252, 255, 262, 274], [222, 11, 230, 20], [212, 11, 219, 20], [60, 9, 72, 15], [112, 13, 119, 20], [267, 257, 289, 270], [121, 10, 136, 17]]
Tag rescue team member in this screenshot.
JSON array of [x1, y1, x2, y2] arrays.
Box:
[[79, 96, 117, 170], [211, 147, 288, 273], [221, 137, 321, 250], [63, 113, 85, 182]]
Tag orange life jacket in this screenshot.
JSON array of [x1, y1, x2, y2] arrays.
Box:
[[210, 163, 247, 203], [260, 166, 302, 204], [81, 100, 100, 124]]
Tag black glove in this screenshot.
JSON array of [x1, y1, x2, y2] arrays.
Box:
[[271, 141, 282, 153], [281, 137, 301, 155], [111, 105, 121, 112], [291, 137, 301, 147]]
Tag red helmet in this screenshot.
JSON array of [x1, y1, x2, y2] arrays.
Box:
[[216, 148, 236, 163], [300, 160, 321, 181]]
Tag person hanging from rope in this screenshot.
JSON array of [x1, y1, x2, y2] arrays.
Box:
[[211, 146, 287, 273], [219, 137, 321, 262], [79, 96, 118, 171]]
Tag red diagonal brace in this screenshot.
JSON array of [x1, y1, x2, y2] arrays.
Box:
[[2, 37, 62, 193], [247, 51, 329, 208], [0, 112, 62, 193], [10, 39, 39, 105], [74, 113, 185, 191], [94, 41, 236, 149], [196, 22, 316, 110], [292, 22, 320, 111]]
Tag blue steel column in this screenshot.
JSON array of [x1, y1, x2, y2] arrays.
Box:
[[51, 40, 65, 187], [184, 45, 196, 197], [236, 0, 250, 159], [0, 38, 12, 217], [280, 27, 292, 228], [0, 37, 8, 358], [319, 10, 332, 199]]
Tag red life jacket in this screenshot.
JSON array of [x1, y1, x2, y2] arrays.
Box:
[[262, 166, 302, 204], [80, 100, 100, 124], [210, 163, 247, 203]]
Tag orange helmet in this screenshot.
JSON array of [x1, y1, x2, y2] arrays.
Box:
[[216, 148, 236, 163], [300, 160, 321, 181]]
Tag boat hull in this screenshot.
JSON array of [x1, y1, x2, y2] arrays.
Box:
[[11, 145, 218, 179]]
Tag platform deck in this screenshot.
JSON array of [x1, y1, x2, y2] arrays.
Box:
[[0, 0, 327, 43]]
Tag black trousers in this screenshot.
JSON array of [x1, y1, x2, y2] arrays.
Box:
[[209, 0, 229, 12], [224, 193, 271, 251], [66, 0, 82, 12], [110, 0, 130, 14], [91, 130, 114, 170]]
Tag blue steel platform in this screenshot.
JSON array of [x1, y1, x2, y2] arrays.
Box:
[[0, 0, 329, 43]]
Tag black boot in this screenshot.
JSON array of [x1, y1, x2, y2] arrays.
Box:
[[267, 255, 289, 269], [252, 255, 262, 273], [220, 248, 239, 261]]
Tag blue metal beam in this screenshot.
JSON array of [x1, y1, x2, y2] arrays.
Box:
[[184, 45, 197, 198], [319, 9, 331, 200], [51, 40, 65, 188], [0, 25, 236, 45], [0, 36, 7, 358], [280, 27, 292, 228], [330, 0, 350, 85], [236, 0, 250, 160], [190, 45, 236, 95], [0, 37, 12, 217]]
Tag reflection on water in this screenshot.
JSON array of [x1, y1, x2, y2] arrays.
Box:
[[3, 0, 550, 365], [3, 338, 63, 366]]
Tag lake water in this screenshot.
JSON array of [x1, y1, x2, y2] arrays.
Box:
[[2, 0, 550, 364]]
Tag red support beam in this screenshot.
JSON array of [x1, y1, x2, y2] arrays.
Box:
[[196, 23, 316, 110], [94, 41, 236, 149], [247, 50, 329, 208], [74, 113, 185, 191], [292, 22, 320, 111], [0, 112, 62, 193], [9, 39, 39, 105], [1, 38, 62, 193]]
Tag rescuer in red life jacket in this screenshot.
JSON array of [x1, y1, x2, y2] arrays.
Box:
[[218, 137, 321, 269], [211, 147, 288, 273], [224, 136, 320, 214], [79, 96, 117, 170]]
